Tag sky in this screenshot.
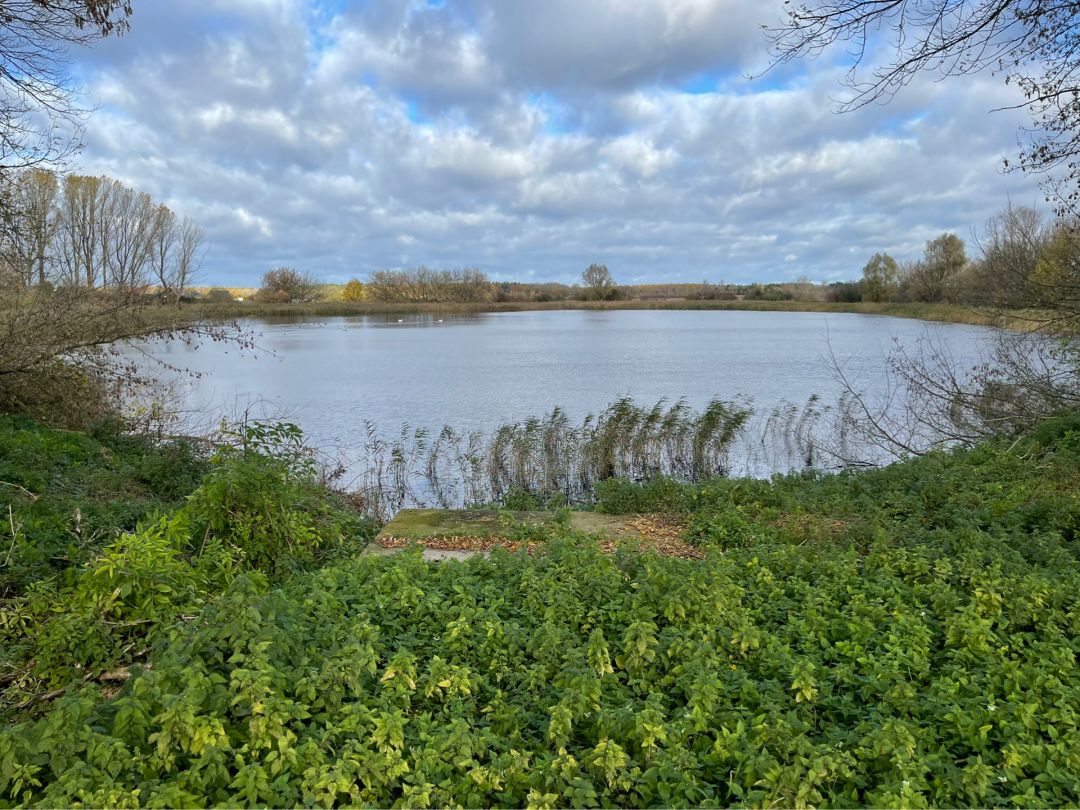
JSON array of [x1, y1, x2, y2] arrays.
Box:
[[67, 0, 1045, 287]]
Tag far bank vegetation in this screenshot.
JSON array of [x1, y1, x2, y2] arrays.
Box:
[[190, 203, 1079, 322]]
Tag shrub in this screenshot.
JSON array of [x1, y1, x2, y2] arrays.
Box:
[[0, 420, 373, 718], [826, 280, 863, 303], [256, 267, 318, 303], [743, 283, 794, 301], [204, 287, 234, 303], [342, 278, 366, 302], [593, 476, 691, 514]]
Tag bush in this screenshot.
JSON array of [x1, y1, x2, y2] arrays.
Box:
[[183, 422, 368, 575], [0, 361, 113, 429], [367, 267, 491, 303], [826, 280, 863, 303], [0, 416, 209, 598], [0, 419, 374, 718], [593, 476, 692, 514], [204, 287, 234, 303], [743, 283, 794, 301]]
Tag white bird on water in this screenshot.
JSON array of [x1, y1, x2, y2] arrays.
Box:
[[397, 319, 403, 323]]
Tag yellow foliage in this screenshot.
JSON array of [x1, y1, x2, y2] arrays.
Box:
[[342, 279, 366, 302]]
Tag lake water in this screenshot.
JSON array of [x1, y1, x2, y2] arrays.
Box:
[[148, 309, 997, 481]]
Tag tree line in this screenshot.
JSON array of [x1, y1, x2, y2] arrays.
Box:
[[300, 264, 621, 305], [0, 169, 204, 304], [832, 204, 1080, 319]]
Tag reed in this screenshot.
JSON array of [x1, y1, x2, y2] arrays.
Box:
[[333, 397, 778, 519]]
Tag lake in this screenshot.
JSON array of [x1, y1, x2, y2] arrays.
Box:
[[147, 309, 997, 487]]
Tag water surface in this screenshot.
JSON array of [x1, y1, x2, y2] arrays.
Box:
[[151, 309, 995, 472]]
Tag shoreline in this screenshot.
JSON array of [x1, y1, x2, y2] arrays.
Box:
[[175, 298, 1037, 329]]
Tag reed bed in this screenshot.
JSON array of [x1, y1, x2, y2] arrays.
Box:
[[327, 395, 884, 520]]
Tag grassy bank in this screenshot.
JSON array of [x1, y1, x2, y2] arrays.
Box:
[[178, 297, 1033, 328], [3, 413, 1080, 805]]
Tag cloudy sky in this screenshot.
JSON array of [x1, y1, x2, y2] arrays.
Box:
[[69, 0, 1044, 286]]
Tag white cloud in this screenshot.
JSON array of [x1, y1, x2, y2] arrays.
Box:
[[68, 0, 1045, 286]]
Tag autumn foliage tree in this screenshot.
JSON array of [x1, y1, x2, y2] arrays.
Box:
[[0, 170, 204, 301], [341, 278, 366, 302]]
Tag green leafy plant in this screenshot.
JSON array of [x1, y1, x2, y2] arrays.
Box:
[[5, 414, 1080, 806]]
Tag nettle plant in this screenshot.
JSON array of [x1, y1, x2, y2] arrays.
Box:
[[2, 421, 370, 719], [4, 416, 1080, 806]]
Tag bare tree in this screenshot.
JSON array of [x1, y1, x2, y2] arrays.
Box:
[[147, 203, 176, 298], [971, 203, 1049, 309], [582, 263, 616, 301], [16, 169, 59, 286], [0, 284, 244, 426], [55, 174, 104, 287], [100, 180, 160, 296], [0, 1, 132, 170], [257, 267, 318, 303], [173, 216, 204, 303], [366, 267, 492, 303], [828, 329, 1080, 463]]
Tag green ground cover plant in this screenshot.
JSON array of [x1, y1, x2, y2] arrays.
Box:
[[0, 415, 209, 599], [0, 419, 375, 721], [2, 415, 1080, 806]]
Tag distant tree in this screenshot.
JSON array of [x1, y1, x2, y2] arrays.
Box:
[[342, 278, 366, 302], [1029, 223, 1080, 324], [827, 280, 863, 303], [366, 267, 490, 303], [860, 253, 900, 302], [972, 205, 1050, 308], [172, 216, 204, 303], [54, 174, 104, 288], [582, 263, 616, 301], [16, 169, 58, 287], [257, 267, 318, 303], [904, 233, 967, 303]]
